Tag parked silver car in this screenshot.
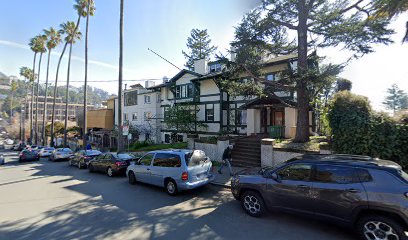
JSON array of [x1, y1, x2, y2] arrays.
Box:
[[39, 147, 55, 158], [50, 148, 73, 161], [126, 149, 214, 195]]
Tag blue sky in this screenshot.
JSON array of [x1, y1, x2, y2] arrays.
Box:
[[0, 0, 407, 110]]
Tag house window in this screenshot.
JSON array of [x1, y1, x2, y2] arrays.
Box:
[[205, 104, 214, 122], [144, 111, 152, 120], [157, 93, 161, 103], [144, 95, 151, 104], [266, 72, 281, 81], [124, 113, 128, 121], [237, 110, 247, 125], [124, 90, 138, 106], [132, 113, 137, 121], [209, 63, 222, 72], [163, 106, 169, 120], [175, 84, 194, 99]]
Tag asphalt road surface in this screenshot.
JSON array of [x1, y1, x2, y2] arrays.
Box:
[[0, 150, 355, 240]]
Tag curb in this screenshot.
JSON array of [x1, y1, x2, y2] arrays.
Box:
[[210, 182, 231, 189]]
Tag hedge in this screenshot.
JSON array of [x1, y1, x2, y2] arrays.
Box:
[[328, 91, 408, 169]]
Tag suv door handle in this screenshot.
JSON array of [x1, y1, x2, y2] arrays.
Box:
[[297, 184, 309, 188], [146, 168, 150, 171], [347, 188, 360, 193]]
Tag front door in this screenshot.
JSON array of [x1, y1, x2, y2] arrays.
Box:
[[311, 164, 367, 221], [273, 111, 284, 126], [266, 164, 315, 214]]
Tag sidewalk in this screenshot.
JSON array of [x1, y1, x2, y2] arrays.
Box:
[[210, 166, 247, 188]]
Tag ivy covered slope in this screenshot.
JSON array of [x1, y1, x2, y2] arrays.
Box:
[[328, 91, 408, 169]]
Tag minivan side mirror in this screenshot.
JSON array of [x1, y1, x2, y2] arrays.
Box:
[[271, 172, 281, 182]]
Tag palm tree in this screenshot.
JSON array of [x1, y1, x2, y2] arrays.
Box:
[[19, 66, 33, 143], [34, 35, 47, 145], [117, 0, 124, 152], [28, 36, 41, 144], [74, 0, 95, 149], [42, 27, 62, 146], [60, 21, 82, 147]]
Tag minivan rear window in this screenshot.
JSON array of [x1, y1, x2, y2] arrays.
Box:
[[186, 150, 208, 166]]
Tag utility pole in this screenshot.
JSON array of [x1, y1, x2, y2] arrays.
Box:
[[117, 0, 124, 152]]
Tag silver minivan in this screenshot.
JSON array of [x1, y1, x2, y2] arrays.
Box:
[[126, 149, 214, 195]]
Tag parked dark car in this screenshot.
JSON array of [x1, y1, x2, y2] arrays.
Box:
[[69, 150, 102, 169], [231, 154, 408, 240], [88, 152, 135, 177], [19, 149, 40, 162], [13, 143, 27, 151]]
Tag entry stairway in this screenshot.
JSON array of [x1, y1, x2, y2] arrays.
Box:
[[230, 136, 262, 167]]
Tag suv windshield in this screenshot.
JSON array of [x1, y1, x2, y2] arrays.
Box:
[[185, 150, 208, 166], [85, 150, 101, 156]]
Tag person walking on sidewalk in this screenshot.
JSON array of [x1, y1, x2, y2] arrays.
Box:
[[218, 145, 233, 176]]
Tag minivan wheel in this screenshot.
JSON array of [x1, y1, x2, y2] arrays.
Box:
[[165, 179, 178, 196], [357, 215, 406, 240], [241, 191, 265, 217], [128, 171, 136, 185]]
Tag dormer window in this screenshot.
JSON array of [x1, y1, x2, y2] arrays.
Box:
[[208, 63, 222, 73], [266, 72, 281, 81]]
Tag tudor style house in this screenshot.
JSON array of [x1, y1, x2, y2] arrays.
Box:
[[146, 54, 312, 143]]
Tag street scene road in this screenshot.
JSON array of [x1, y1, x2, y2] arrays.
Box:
[[0, 150, 354, 240]]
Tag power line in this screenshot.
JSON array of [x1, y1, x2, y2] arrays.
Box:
[[148, 48, 182, 71]]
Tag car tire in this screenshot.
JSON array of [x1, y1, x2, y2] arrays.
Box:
[[77, 161, 82, 169], [107, 167, 114, 177], [128, 171, 136, 185], [240, 190, 266, 217], [356, 215, 407, 240], [165, 179, 178, 196], [88, 163, 95, 173]]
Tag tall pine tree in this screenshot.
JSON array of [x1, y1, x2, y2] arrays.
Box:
[[383, 84, 408, 113], [219, 0, 395, 142], [182, 29, 217, 70]]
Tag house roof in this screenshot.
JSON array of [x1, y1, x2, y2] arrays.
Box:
[[239, 96, 297, 109], [147, 69, 202, 90]]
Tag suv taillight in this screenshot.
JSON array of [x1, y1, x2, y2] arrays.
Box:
[[181, 172, 188, 181]]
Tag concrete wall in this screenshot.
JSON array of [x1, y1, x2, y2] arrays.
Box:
[[187, 138, 229, 162]]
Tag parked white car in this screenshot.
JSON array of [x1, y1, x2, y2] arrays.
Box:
[[5, 139, 13, 145], [39, 147, 55, 158]]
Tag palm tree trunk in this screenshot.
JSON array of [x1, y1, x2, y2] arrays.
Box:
[[63, 43, 73, 147], [30, 52, 37, 145], [50, 42, 68, 147], [34, 52, 43, 145], [117, 0, 124, 152], [42, 50, 51, 146], [83, 0, 90, 150], [10, 93, 13, 121]]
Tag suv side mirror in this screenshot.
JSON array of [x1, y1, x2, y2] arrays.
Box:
[[271, 172, 281, 182]]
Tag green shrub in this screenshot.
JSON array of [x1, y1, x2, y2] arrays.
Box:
[[328, 91, 408, 169]]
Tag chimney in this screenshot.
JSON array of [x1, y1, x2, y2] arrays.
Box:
[[230, 46, 237, 62], [145, 80, 155, 88], [162, 76, 169, 83], [193, 59, 208, 75]]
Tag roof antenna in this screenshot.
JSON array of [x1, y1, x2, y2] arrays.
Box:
[[148, 48, 182, 71]]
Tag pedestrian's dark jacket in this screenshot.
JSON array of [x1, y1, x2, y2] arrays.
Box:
[[222, 148, 232, 160]]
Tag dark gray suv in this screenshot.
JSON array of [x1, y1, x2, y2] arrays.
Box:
[[231, 154, 408, 240]]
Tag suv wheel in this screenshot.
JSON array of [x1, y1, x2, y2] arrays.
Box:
[[128, 171, 136, 185], [241, 191, 265, 217], [357, 215, 406, 240], [165, 179, 178, 196], [88, 163, 94, 173]]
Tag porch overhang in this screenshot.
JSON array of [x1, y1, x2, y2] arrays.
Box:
[[240, 96, 297, 109]]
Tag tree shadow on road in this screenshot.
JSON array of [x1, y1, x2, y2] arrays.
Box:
[[0, 160, 356, 240]]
